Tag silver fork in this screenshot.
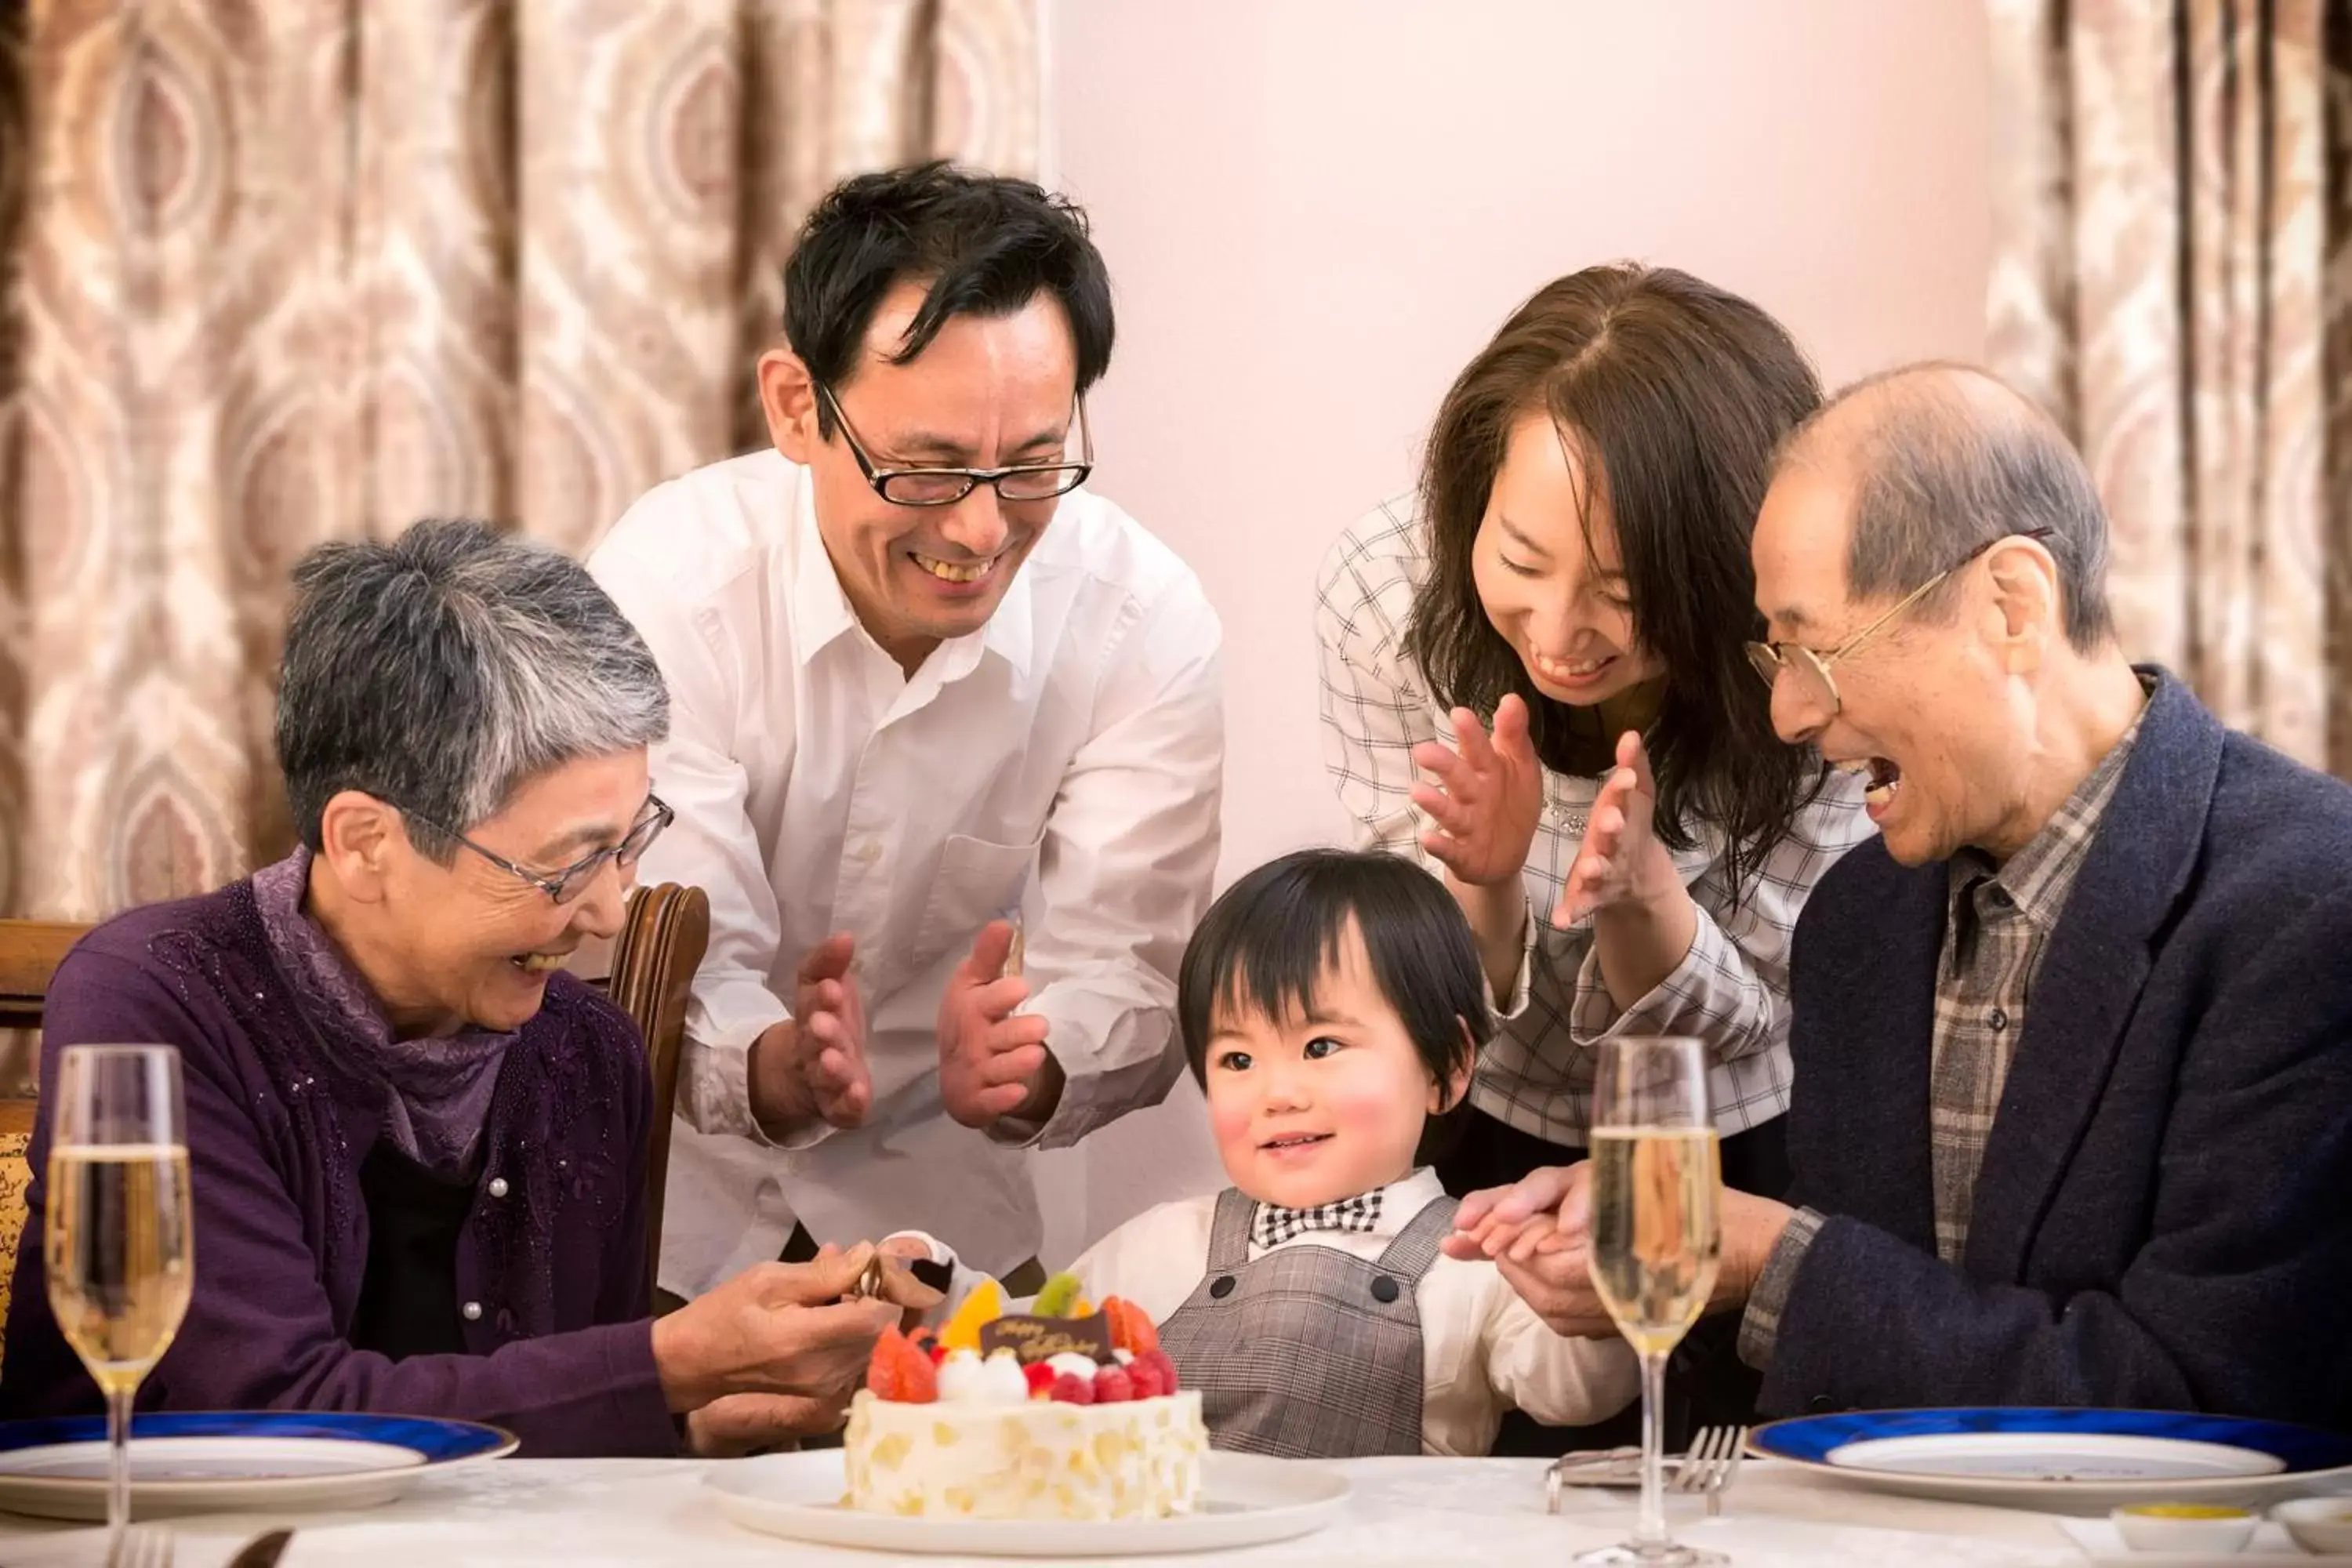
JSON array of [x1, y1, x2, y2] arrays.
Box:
[[1671, 1424, 1748, 1517], [113, 1525, 174, 1568], [1544, 1446, 1637, 1512]]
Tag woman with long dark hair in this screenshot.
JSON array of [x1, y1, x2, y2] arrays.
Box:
[[1316, 265, 1872, 1445]]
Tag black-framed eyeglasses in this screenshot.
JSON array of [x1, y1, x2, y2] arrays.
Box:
[[1745, 528, 2056, 717], [818, 383, 1093, 506], [405, 793, 675, 905]]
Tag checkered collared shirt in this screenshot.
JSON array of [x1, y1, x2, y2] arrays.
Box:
[[1738, 679, 2153, 1367], [1316, 500, 1877, 1146], [1925, 686, 2147, 1261]]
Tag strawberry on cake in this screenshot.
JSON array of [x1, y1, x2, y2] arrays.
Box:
[[842, 1273, 1207, 1521]]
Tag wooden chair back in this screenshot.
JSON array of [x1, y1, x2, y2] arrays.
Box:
[[0, 919, 91, 1354], [603, 883, 710, 1297]]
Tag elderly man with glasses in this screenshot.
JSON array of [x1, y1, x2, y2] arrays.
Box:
[[1454, 363, 2352, 1432], [1, 521, 937, 1454], [588, 164, 1223, 1308]]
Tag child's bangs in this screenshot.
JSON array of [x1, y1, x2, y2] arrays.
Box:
[[1203, 898, 1359, 1036]]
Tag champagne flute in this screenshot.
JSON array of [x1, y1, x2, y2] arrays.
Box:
[[1580, 1036, 1724, 1566], [43, 1045, 195, 1555]]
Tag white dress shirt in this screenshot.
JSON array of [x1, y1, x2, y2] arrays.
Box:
[[589, 451, 1224, 1296], [902, 1168, 1639, 1457], [1317, 500, 1876, 1145]]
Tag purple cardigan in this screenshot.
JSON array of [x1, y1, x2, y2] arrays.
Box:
[[0, 880, 679, 1456]]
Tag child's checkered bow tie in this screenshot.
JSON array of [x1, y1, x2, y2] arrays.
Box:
[[1252, 1188, 1384, 1248]]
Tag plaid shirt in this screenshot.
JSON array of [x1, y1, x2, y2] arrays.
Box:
[[1317, 501, 1876, 1146], [1739, 681, 2152, 1367]]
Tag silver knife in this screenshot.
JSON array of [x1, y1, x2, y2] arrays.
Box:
[[225, 1529, 295, 1568]]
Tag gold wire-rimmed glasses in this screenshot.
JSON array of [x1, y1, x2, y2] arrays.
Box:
[[1745, 528, 2054, 716]]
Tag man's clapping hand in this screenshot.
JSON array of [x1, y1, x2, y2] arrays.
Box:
[[748, 933, 872, 1133]]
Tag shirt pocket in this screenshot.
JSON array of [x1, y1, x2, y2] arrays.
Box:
[[913, 831, 1044, 967]]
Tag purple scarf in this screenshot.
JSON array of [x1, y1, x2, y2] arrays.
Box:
[[252, 848, 514, 1178]]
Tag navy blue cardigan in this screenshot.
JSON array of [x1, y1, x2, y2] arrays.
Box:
[[1763, 670, 2352, 1430]]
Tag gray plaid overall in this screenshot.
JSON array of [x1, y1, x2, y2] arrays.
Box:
[[1156, 1186, 1458, 1458]]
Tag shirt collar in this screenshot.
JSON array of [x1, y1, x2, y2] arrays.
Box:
[[1952, 673, 2155, 931], [789, 463, 1040, 682], [1249, 1167, 1445, 1250], [982, 557, 1036, 679], [788, 474, 862, 665]]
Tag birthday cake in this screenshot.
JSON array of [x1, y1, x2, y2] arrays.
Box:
[[842, 1273, 1207, 1521]]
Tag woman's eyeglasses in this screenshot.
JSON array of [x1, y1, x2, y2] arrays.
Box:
[[401, 793, 675, 904]]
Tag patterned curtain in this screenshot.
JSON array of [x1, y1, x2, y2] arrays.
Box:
[[1986, 0, 2352, 774], [0, 0, 1042, 924]]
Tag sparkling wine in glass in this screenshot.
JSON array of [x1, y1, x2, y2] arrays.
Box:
[[43, 1045, 194, 1555], [1579, 1036, 1724, 1566]]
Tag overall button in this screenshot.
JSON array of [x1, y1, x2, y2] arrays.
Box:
[[1208, 1276, 1236, 1299], [1809, 1394, 1835, 1413], [461, 1301, 484, 1322], [487, 1177, 510, 1199], [1987, 1007, 2009, 1032], [1370, 1276, 1400, 1303]]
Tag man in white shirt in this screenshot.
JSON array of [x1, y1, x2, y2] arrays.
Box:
[[589, 163, 1224, 1301]]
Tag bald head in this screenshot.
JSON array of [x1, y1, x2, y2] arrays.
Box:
[[1774, 361, 2115, 651]]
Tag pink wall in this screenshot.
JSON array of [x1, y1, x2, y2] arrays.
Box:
[[1035, 0, 1994, 1254]]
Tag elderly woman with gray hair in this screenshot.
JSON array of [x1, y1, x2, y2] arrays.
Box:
[[0, 520, 931, 1456]]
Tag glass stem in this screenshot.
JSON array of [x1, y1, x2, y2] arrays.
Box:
[[1633, 1347, 1669, 1548], [105, 1383, 133, 1552]]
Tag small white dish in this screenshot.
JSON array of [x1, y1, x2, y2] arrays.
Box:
[[2111, 1503, 2256, 1552], [2275, 1497, 2352, 1554], [2059, 1515, 2352, 1563]]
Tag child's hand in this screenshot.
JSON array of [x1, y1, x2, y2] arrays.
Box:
[[1410, 697, 1544, 887], [877, 1235, 937, 1264], [1443, 1163, 1593, 1262], [1457, 1209, 1579, 1265], [1493, 1219, 1617, 1339], [1446, 1165, 1614, 1335]]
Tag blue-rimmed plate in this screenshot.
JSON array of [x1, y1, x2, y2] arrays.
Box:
[[1751, 1408, 2352, 1514], [0, 1411, 518, 1520]]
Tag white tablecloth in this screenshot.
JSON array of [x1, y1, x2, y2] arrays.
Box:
[[0, 1457, 2108, 1566]]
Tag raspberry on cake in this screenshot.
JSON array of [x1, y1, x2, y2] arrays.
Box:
[[842, 1275, 1207, 1521]]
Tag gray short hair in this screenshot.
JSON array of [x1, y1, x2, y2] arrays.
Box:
[[1780, 362, 2116, 652], [277, 519, 670, 859]]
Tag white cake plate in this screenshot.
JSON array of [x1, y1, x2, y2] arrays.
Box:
[[705, 1448, 1351, 1557]]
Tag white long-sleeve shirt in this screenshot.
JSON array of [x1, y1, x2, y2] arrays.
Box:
[[589, 451, 1224, 1296], [1316, 501, 1876, 1145], [898, 1168, 1639, 1457]]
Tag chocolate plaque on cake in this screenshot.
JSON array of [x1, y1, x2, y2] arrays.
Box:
[[979, 1312, 1117, 1365]]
